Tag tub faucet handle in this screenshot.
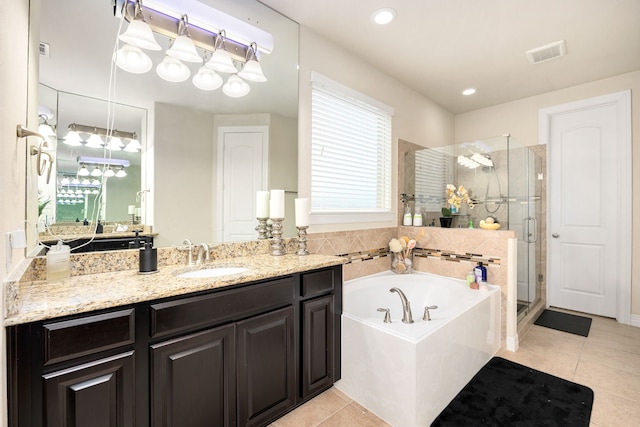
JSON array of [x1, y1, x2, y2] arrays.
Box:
[[423, 305, 438, 321], [377, 308, 392, 323]]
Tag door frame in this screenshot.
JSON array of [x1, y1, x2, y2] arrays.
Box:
[[215, 125, 269, 242], [539, 90, 632, 324]]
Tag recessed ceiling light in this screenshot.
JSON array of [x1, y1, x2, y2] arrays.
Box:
[[462, 88, 477, 96], [372, 8, 396, 25]]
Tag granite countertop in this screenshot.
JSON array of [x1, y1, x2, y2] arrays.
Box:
[[4, 254, 346, 326]]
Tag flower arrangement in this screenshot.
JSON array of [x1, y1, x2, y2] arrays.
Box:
[[446, 184, 475, 212], [389, 236, 417, 274]]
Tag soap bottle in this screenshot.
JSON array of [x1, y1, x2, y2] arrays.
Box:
[[139, 241, 158, 274], [47, 241, 70, 282], [413, 210, 423, 226], [403, 206, 412, 226], [96, 220, 103, 234], [474, 262, 487, 282]]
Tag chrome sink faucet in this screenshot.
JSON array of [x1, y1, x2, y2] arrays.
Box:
[[196, 243, 210, 265], [390, 287, 414, 323]]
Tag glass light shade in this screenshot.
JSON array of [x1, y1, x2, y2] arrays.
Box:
[[104, 168, 116, 177], [238, 59, 267, 82], [38, 123, 56, 142], [63, 130, 83, 146], [166, 35, 202, 63], [81, 178, 91, 185], [84, 189, 91, 195], [75, 189, 83, 195], [124, 138, 142, 152], [205, 48, 237, 73], [114, 44, 152, 74], [118, 19, 162, 50], [91, 179, 101, 186], [222, 75, 250, 98], [91, 189, 100, 195], [85, 134, 104, 148], [105, 136, 124, 151], [156, 56, 191, 82], [90, 167, 103, 177], [192, 66, 223, 91], [71, 178, 80, 185], [115, 167, 127, 178], [77, 165, 90, 176], [60, 177, 70, 185]]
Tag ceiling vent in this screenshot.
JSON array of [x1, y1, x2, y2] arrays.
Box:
[[526, 40, 567, 64]]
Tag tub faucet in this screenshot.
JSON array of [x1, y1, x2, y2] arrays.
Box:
[[196, 243, 210, 265], [390, 287, 414, 323]]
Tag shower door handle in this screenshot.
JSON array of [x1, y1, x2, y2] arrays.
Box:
[[525, 217, 538, 243], [552, 233, 560, 238]]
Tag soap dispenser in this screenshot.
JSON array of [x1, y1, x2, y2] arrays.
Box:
[[403, 206, 412, 226], [139, 241, 158, 274]]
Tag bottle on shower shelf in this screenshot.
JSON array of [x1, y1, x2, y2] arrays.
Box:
[[403, 206, 413, 226]]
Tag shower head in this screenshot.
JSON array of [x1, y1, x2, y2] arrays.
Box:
[[471, 153, 494, 168]]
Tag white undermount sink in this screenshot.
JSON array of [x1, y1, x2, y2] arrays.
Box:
[[176, 267, 249, 279]]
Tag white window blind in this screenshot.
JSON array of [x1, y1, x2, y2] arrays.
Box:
[[415, 148, 454, 211], [310, 73, 393, 223]]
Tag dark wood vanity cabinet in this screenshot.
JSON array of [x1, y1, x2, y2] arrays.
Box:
[[7, 265, 342, 427]]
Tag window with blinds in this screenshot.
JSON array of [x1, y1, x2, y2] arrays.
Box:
[[415, 148, 454, 211], [310, 72, 394, 224]]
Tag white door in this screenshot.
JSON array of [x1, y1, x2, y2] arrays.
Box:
[[219, 126, 268, 242], [542, 91, 631, 318]]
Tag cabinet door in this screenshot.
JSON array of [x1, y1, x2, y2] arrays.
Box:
[[302, 295, 334, 399], [43, 351, 135, 427], [237, 306, 295, 427], [150, 325, 236, 427]]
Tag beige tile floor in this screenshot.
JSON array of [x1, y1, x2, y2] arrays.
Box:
[[271, 310, 640, 427]]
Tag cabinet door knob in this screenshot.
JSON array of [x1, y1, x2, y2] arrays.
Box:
[[552, 233, 560, 238]]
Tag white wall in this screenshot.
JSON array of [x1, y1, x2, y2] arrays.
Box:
[[154, 103, 215, 247], [455, 70, 640, 317], [297, 26, 455, 233], [1, 1, 30, 425]]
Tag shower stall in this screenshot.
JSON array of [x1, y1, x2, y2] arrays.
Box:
[[409, 134, 545, 320]]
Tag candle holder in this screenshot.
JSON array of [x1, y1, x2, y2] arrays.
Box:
[[270, 218, 285, 256], [255, 217, 269, 240], [296, 226, 309, 255]]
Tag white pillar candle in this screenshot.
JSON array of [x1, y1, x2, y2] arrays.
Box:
[[128, 205, 135, 215], [269, 189, 285, 219], [256, 191, 270, 218], [295, 198, 310, 227]]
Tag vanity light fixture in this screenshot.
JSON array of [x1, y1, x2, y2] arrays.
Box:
[[85, 133, 104, 149], [114, 44, 153, 74], [165, 15, 202, 63], [206, 30, 238, 74], [118, 0, 162, 50], [223, 74, 250, 98], [192, 62, 223, 91], [115, 1, 272, 97], [37, 114, 56, 143], [77, 164, 91, 176], [63, 125, 83, 146], [372, 8, 397, 25], [124, 135, 142, 152], [156, 55, 191, 82], [237, 42, 267, 82], [115, 167, 128, 178]]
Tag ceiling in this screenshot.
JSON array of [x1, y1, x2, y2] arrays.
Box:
[[260, 0, 640, 114]]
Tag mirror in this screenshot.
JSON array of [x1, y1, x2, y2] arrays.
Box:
[[32, 0, 299, 251]]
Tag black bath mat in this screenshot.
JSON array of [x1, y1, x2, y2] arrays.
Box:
[[431, 357, 593, 426], [534, 309, 592, 337]]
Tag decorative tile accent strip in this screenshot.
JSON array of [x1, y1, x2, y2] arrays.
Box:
[[338, 247, 499, 266]]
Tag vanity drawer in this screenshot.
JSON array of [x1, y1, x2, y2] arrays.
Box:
[[301, 269, 335, 298], [42, 308, 135, 366], [150, 276, 296, 339]]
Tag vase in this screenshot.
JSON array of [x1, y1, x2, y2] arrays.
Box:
[[390, 251, 413, 274], [439, 217, 453, 228]]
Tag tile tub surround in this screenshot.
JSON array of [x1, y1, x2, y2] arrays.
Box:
[[307, 226, 516, 345], [4, 250, 345, 326]]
